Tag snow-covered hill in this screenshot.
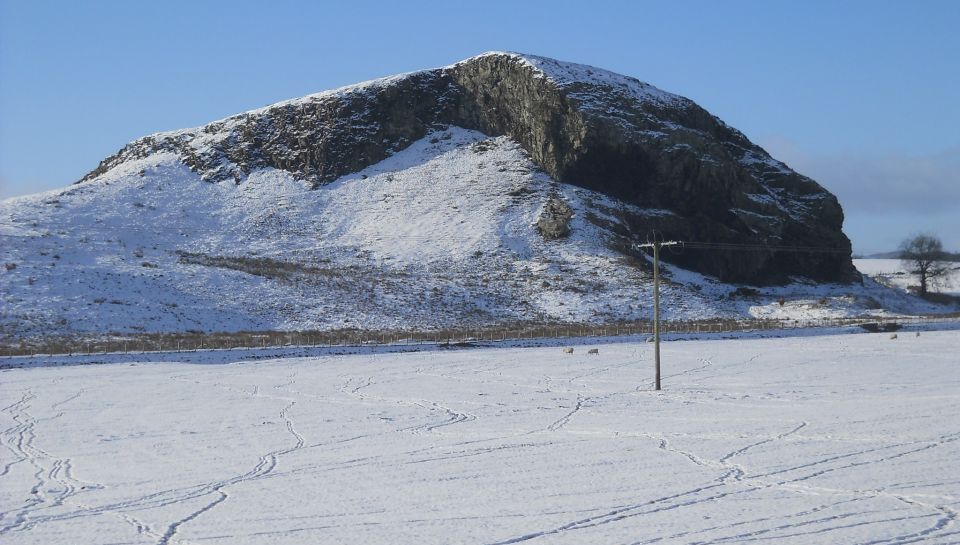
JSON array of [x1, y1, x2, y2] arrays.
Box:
[[0, 53, 950, 341], [74, 51, 859, 284], [1, 125, 946, 341]]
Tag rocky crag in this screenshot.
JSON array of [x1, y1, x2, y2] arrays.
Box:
[[80, 52, 856, 284]]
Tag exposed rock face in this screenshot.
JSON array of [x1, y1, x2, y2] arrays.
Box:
[[447, 55, 856, 284], [536, 195, 574, 239], [80, 52, 857, 284], [81, 71, 461, 187]]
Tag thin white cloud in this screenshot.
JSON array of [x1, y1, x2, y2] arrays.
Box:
[[760, 137, 960, 251], [762, 138, 960, 214]]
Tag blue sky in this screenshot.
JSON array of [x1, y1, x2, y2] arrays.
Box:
[[1, 0, 957, 253]]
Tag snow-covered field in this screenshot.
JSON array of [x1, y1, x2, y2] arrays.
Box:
[[855, 259, 960, 296], [2, 330, 958, 544]]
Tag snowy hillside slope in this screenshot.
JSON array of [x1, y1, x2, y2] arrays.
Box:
[[74, 51, 857, 284], [2, 127, 653, 339], [0, 126, 945, 341]]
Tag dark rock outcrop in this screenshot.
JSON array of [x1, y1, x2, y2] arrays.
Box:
[[536, 195, 574, 239], [80, 52, 857, 284]]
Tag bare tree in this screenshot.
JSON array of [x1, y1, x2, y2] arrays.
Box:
[[899, 234, 948, 295]]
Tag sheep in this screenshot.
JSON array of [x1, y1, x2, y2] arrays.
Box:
[[563, 347, 574, 354], [587, 348, 599, 355]]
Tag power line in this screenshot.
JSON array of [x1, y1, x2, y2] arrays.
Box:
[[675, 241, 849, 254]]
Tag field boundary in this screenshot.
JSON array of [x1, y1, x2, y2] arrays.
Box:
[[3, 315, 959, 359]]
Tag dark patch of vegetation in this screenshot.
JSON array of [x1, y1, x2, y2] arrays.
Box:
[[176, 251, 340, 280], [919, 292, 960, 306], [582, 210, 629, 240], [860, 322, 901, 333], [440, 341, 481, 349], [612, 248, 651, 272], [470, 140, 496, 153], [730, 287, 759, 298], [507, 186, 536, 198]]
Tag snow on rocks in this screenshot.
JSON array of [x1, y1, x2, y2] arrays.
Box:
[[477, 51, 687, 108]]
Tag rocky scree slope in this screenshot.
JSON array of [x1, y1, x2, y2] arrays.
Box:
[[82, 52, 856, 284]]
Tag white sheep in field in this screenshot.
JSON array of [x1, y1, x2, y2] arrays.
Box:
[[563, 347, 574, 354], [587, 348, 599, 355]]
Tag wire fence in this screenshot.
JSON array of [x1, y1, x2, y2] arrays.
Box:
[[3, 314, 959, 359]]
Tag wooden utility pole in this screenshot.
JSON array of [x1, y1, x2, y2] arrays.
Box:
[[636, 239, 680, 390]]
